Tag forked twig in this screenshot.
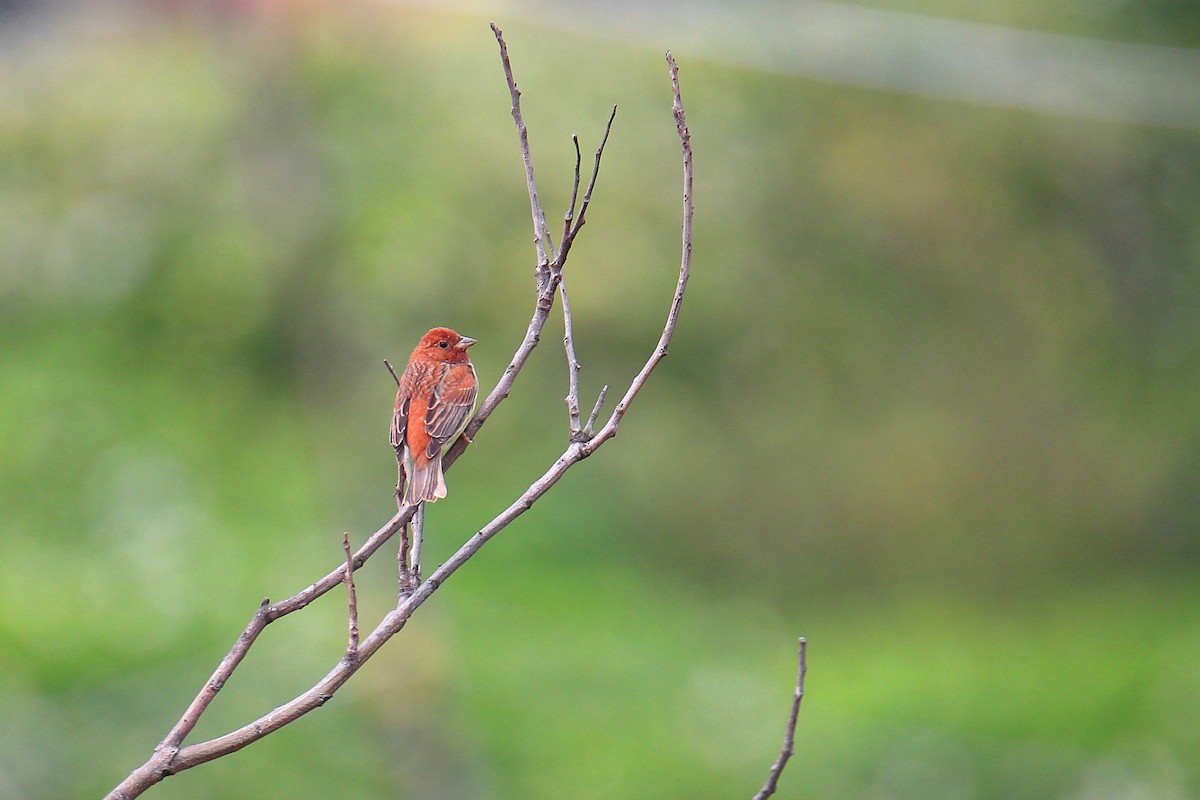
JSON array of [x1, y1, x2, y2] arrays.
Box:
[[557, 105, 617, 266], [559, 105, 619, 440]]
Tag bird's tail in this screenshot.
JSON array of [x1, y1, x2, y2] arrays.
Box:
[[403, 451, 448, 505]]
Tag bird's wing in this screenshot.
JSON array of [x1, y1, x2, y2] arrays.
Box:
[[424, 363, 477, 457], [391, 360, 427, 449], [390, 395, 409, 449]]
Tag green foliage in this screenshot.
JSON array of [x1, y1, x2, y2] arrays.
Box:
[[1, 4, 1197, 799]]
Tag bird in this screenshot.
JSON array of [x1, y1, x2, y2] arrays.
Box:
[[391, 327, 478, 505]]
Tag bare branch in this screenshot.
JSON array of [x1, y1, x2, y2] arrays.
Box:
[[155, 507, 414, 756], [111, 436, 616, 794], [490, 21, 554, 269], [443, 290, 552, 471], [752, 638, 808, 800], [580, 52, 692, 457], [341, 533, 359, 657]]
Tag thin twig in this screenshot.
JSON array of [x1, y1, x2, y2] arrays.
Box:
[[490, 21, 554, 270], [562, 134, 582, 247], [558, 108, 620, 440], [341, 533, 359, 658], [752, 638, 808, 800], [576, 106, 618, 231], [384, 359, 401, 387], [559, 131, 587, 439], [584, 384, 608, 438], [561, 276, 584, 439], [556, 105, 617, 267]]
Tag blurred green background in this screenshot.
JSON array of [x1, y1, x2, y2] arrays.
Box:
[[2, 1, 1199, 798]]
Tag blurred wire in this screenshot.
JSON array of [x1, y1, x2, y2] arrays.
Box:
[[385, 0, 1200, 130]]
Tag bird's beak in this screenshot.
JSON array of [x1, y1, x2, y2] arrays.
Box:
[[455, 336, 477, 350]]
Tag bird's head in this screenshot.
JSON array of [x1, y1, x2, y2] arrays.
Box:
[[417, 327, 476, 363]]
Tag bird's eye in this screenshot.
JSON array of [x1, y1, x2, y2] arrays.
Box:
[[438, 340, 449, 349]]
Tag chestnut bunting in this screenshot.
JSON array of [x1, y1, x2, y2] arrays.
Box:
[[391, 327, 478, 504]]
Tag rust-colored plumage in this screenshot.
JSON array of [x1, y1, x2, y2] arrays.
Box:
[[391, 327, 478, 504]]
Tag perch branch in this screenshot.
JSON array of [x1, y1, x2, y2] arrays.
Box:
[[117, 398, 689, 793], [751, 638, 808, 800], [106, 33, 692, 800], [157, 507, 414, 754]]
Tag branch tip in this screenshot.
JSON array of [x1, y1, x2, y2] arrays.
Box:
[[584, 384, 609, 437], [751, 637, 808, 800], [384, 359, 401, 387], [492, 18, 553, 268]]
